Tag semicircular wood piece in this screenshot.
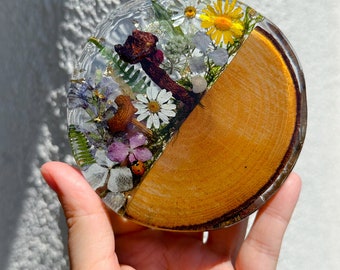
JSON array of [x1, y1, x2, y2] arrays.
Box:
[[124, 27, 300, 230]]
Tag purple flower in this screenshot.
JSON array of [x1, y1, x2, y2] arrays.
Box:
[[68, 75, 120, 110], [68, 80, 93, 109], [108, 133, 152, 163]]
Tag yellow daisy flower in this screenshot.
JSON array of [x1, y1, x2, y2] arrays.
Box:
[[200, 0, 244, 45]]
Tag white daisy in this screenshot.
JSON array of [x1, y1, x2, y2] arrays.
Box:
[[169, 0, 207, 35], [134, 86, 177, 129]]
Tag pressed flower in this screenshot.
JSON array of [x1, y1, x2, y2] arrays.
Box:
[[191, 75, 208, 93], [134, 86, 176, 129], [107, 167, 134, 192], [192, 31, 229, 67], [200, 0, 244, 45], [168, 0, 206, 35], [189, 56, 206, 74], [102, 192, 126, 212], [208, 47, 229, 66], [93, 75, 120, 106], [163, 35, 193, 79], [83, 150, 133, 214], [68, 79, 93, 109], [192, 31, 212, 54], [67, 107, 98, 134], [108, 133, 153, 163], [68, 75, 120, 116], [83, 150, 133, 193]]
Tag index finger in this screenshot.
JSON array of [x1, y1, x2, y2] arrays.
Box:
[[235, 172, 302, 270]]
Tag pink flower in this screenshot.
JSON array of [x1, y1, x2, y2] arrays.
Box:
[[108, 133, 152, 163]]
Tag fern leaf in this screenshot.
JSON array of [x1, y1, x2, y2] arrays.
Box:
[[132, 76, 150, 93], [68, 125, 96, 168], [108, 56, 150, 94], [123, 66, 135, 80], [129, 69, 141, 82], [88, 37, 150, 95]]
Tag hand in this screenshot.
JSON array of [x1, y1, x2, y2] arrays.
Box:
[[41, 161, 301, 270]]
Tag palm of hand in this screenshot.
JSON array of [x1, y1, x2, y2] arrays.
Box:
[[113, 217, 246, 270]]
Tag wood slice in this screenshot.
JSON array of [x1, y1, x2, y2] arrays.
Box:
[[125, 28, 300, 230]]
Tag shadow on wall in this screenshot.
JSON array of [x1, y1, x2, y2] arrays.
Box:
[[0, 0, 123, 268], [0, 1, 69, 268]]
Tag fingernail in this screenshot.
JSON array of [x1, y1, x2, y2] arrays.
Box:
[[40, 164, 58, 192]]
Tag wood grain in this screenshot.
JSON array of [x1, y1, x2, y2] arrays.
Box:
[[125, 28, 297, 230]]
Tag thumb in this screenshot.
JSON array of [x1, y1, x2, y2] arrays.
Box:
[[41, 161, 121, 270]]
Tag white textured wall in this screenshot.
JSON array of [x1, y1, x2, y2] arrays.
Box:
[[0, 0, 338, 269]]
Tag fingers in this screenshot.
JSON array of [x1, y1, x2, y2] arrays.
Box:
[[41, 162, 121, 270], [235, 172, 302, 270], [206, 218, 248, 262]]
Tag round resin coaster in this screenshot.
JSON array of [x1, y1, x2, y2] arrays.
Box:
[[67, 0, 306, 231]]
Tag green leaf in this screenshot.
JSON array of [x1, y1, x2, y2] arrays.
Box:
[[151, 0, 171, 21], [151, 1, 183, 36], [68, 125, 96, 168], [87, 36, 151, 95]]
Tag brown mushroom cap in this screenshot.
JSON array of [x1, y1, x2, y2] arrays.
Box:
[[108, 95, 137, 134]]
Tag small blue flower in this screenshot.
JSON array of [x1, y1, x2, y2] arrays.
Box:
[[192, 31, 229, 67], [208, 47, 229, 66], [68, 79, 93, 109], [97, 76, 120, 103]]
